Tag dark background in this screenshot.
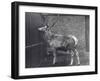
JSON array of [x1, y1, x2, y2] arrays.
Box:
[[25, 12, 89, 68]]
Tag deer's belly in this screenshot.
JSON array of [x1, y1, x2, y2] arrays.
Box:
[[50, 40, 62, 47]]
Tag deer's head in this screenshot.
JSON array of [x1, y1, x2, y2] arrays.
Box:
[[38, 25, 48, 32], [38, 14, 59, 32], [38, 25, 53, 43]]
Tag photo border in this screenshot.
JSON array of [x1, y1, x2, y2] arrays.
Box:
[[11, 1, 98, 79]]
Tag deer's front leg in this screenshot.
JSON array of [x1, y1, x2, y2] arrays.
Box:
[[52, 48, 56, 64], [69, 50, 74, 65]]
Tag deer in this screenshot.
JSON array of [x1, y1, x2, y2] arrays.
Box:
[[38, 14, 80, 65]]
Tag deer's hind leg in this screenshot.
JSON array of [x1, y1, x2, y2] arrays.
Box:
[[74, 49, 80, 65]]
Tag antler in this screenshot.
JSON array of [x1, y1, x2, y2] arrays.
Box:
[[40, 13, 49, 27], [40, 13, 59, 31], [48, 14, 59, 30]]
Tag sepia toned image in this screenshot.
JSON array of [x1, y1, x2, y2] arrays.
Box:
[[25, 12, 89, 68]]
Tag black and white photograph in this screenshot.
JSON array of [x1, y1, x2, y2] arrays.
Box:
[[25, 12, 89, 68], [11, 1, 97, 79]]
